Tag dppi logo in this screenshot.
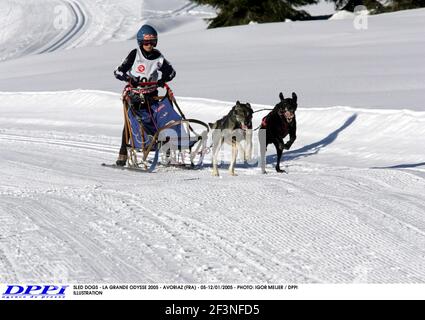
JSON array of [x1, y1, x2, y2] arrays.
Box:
[[2, 285, 68, 299]]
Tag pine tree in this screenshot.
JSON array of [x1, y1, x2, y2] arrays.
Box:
[[190, 0, 320, 28], [326, 0, 425, 12], [387, 0, 425, 10], [325, 0, 385, 12]]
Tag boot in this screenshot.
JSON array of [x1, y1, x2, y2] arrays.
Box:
[[116, 153, 127, 167]]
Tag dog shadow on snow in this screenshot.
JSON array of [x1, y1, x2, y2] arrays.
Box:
[[267, 113, 358, 164], [371, 162, 425, 169]]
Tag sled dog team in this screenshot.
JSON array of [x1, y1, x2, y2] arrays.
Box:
[[208, 92, 297, 176], [113, 24, 297, 174]]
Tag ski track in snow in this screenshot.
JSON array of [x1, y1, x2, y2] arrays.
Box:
[[1, 4, 425, 283], [0, 0, 88, 60], [0, 92, 425, 283], [0, 0, 212, 61], [38, 0, 87, 54]]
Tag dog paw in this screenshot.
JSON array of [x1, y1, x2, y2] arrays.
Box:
[[276, 168, 285, 173], [212, 171, 219, 177], [229, 172, 238, 176], [262, 170, 267, 174]]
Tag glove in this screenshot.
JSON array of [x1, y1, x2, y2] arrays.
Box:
[[114, 69, 128, 82], [156, 78, 166, 88], [129, 76, 140, 87]]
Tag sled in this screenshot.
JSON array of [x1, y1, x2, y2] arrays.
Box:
[[115, 81, 209, 172]]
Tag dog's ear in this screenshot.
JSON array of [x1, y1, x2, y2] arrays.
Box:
[[279, 92, 284, 101], [246, 103, 253, 112], [236, 100, 241, 107], [292, 92, 297, 103]]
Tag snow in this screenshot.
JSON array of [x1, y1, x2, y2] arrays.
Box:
[[329, 10, 357, 20], [301, 0, 336, 16], [1, 90, 424, 283], [0, 0, 214, 61], [1, 7, 425, 109], [0, 1, 425, 284]]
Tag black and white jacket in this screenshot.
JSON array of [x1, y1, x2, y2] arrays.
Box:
[[114, 48, 176, 83]]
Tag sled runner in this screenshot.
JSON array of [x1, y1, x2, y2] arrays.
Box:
[[105, 81, 209, 172]]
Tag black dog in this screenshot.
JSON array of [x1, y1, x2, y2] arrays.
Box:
[[259, 92, 297, 173]]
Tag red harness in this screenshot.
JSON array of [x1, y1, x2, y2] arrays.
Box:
[[261, 115, 290, 136]]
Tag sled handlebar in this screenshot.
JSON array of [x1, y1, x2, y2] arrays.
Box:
[[131, 81, 158, 86], [127, 81, 174, 99], [128, 81, 171, 90]]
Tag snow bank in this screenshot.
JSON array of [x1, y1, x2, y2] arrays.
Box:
[[1, 90, 424, 168], [1, 8, 424, 109]]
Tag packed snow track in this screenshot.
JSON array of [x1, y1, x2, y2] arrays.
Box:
[[0, 91, 424, 283], [38, 0, 87, 54]]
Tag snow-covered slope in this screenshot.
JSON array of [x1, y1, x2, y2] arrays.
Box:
[[0, 90, 424, 283], [0, 2, 424, 284], [1, 8, 424, 109], [0, 0, 66, 61], [0, 0, 214, 61]]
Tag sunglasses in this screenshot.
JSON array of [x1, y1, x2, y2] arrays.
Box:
[[142, 40, 157, 47]]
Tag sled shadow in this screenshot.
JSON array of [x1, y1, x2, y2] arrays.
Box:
[[267, 113, 358, 164], [371, 162, 425, 169]]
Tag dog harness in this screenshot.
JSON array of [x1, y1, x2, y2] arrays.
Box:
[[261, 115, 291, 137]]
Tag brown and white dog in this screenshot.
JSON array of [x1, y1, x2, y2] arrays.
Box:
[[209, 101, 253, 176]]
